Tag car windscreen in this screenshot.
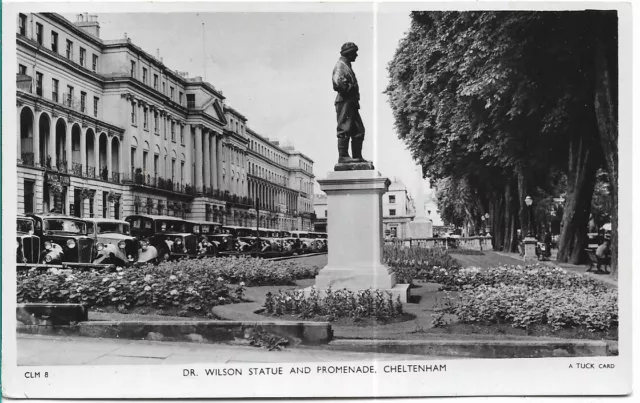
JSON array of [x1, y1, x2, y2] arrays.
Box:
[[44, 219, 86, 234], [97, 222, 130, 235], [156, 220, 187, 233], [236, 228, 254, 237], [17, 219, 34, 233]]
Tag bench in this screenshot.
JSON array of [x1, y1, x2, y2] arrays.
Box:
[[585, 249, 610, 273]]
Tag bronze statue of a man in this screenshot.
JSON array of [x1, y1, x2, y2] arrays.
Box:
[[332, 42, 370, 165]]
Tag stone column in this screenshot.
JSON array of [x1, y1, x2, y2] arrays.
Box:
[[33, 111, 41, 167], [106, 136, 113, 179], [211, 133, 218, 190], [17, 107, 22, 162], [216, 136, 223, 191], [80, 127, 87, 174], [184, 124, 192, 184], [203, 129, 211, 190], [314, 170, 409, 302], [66, 122, 72, 170], [49, 119, 57, 166], [194, 125, 203, 191], [94, 130, 100, 175]]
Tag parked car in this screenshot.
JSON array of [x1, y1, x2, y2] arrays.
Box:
[[27, 213, 94, 264], [16, 216, 40, 264], [186, 220, 222, 257], [289, 231, 313, 253], [85, 218, 139, 266], [125, 214, 197, 262]]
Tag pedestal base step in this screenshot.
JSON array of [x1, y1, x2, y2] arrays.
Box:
[[303, 284, 410, 303]]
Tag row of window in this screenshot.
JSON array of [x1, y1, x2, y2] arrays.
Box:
[[19, 14, 100, 73], [134, 148, 185, 183], [250, 139, 286, 166], [130, 60, 195, 107], [26, 65, 100, 117], [248, 162, 288, 186], [131, 102, 184, 144], [299, 159, 312, 173]]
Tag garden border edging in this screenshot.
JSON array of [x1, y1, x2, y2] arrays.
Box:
[[17, 320, 333, 346]]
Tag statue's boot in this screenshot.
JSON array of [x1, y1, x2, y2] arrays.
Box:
[[338, 138, 358, 164], [351, 138, 370, 163]]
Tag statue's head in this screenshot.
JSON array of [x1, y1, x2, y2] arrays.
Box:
[[340, 42, 359, 61]]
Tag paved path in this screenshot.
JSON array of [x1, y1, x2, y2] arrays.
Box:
[[17, 335, 437, 366]]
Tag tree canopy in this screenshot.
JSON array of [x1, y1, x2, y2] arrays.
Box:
[[386, 11, 618, 273]]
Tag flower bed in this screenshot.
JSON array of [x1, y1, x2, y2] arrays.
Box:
[[160, 256, 320, 286], [383, 245, 460, 283], [17, 265, 245, 317], [262, 288, 404, 322], [421, 264, 609, 291], [430, 264, 617, 332], [433, 284, 618, 332]]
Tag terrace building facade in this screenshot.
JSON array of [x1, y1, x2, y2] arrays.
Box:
[[15, 12, 315, 231]]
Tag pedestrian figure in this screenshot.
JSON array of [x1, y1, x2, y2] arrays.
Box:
[[595, 239, 611, 274], [332, 42, 370, 165]]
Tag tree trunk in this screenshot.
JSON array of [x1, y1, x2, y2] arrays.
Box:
[[557, 131, 601, 264], [593, 21, 618, 276], [516, 166, 531, 238]]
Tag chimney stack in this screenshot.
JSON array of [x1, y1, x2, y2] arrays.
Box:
[[74, 13, 100, 38]]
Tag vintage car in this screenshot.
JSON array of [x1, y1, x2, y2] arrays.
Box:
[[280, 231, 304, 256], [27, 213, 94, 264], [17, 216, 40, 264], [186, 220, 222, 257], [85, 218, 140, 266], [125, 214, 198, 262], [289, 231, 315, 253]]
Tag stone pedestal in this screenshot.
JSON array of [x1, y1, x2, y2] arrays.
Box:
[[314, 170, 410, 302], [407, 219, 433, 239], [523, 237, 538, 262]]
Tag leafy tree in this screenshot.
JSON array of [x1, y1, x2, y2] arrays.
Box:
[[386, 11, 618, 272]]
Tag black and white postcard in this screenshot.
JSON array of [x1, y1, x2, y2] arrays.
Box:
[[1, 1, 634, 399]]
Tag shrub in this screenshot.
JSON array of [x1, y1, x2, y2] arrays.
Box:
[[160, 255, 320, 286], [17, 265, 244, 314], [432, 284, 618, 332], [263, 288, 404, 321]]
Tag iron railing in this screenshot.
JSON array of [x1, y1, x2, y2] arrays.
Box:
[[56, 159, 68, 173], [20, 152, 35, 167], [86, 165, 96, 179], [71, 162, 83, 176]]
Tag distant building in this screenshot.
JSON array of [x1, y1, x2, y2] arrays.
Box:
[[313, 193, 327, 232], [382, 179, 416, 238]]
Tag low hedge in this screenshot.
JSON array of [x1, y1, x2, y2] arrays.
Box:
[[17, 265, 244, 315], [159, 255, 321, 286], [263, 288, 404, 321]]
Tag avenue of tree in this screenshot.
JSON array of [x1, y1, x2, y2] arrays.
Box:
[[386, 11, 618, 273]]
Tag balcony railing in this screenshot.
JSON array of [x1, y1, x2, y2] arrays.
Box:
[[71, 162, 83, 176], [86, 165, 96, 179], [56, 159, 68, 173], [111, 172, 121, 184], [20, 152, 35, 167]]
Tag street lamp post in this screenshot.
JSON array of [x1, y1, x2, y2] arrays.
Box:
[[524, 196, 534, 238], [523, 196, 537, 261], [484, 213, 490, 234]]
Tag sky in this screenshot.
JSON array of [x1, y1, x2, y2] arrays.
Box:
[[64, 9, 442, 224]]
